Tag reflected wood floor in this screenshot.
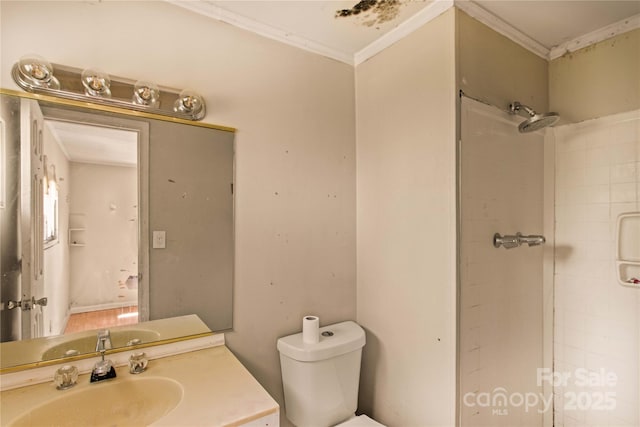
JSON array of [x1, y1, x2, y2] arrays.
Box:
[[64, 306, 138, 334]]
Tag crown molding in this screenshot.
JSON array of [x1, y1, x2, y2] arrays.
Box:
[[354, 0, 454, 66], [169, 0, 456, 66], [454, 0, 549, 59], [167, 0, 355, 65], [549, 13, 640, 60], [168, 0, 639, 66]]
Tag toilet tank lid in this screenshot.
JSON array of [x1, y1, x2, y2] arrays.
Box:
[[277, 321, 365, 362]]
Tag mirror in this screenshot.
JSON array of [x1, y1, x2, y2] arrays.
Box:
[[0, 90, 235, 371]]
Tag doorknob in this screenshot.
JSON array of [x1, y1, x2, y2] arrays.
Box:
[[6, 296, 48, 310], [7, 298, 31, 310]]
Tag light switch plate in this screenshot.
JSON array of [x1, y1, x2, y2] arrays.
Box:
[[153, 231, 166, 249]]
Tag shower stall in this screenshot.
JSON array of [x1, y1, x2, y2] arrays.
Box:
[[459, 95, 640, 426]]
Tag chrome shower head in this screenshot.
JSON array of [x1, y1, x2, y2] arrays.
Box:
[[509, 101, 559, 133]]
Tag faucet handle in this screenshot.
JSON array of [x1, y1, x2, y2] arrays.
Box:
[[129, 352, 148, 374], [54, 365, 78, 390]]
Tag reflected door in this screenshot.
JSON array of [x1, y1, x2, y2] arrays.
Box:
[[19, 99, 46, 339]]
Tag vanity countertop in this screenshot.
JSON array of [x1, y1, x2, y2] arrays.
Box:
[[0, 345, 279, 426]]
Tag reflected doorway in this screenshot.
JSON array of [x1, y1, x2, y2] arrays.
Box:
[[43, 118, 139, 336]]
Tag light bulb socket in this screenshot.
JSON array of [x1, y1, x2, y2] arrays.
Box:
[[133, 80, 160, 108], [81, 68, 111, 97], [16, 54, 60, 89], [173, 89, 204, 116]]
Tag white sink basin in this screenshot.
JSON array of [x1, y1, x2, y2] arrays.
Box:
[[8, 377, 183, 427], [42, 329, 161, 361]]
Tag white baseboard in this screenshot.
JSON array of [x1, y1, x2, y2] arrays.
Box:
[[69, 301, 137, 314]]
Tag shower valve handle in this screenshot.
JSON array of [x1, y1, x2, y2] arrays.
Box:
[[518, 233, 546, 247], [493, 233, 520, 249], [493, 232, 545, 249]]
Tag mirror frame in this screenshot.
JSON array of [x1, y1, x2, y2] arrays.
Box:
[[0, 89, 235, 132], [0, 88, 235, 373], [0, 315, 215, 374]]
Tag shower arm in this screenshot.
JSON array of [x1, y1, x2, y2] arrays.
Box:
[[509, 102, 537, 118]]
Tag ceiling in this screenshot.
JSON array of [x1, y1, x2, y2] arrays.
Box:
[[45, 120, 137, 168], [39, 2, 640, 161], [206, 0, 433, 55], [169, 0, 640, 64], [475, 0, 640, 49]]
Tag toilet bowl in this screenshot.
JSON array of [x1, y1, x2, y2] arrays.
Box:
[[277, 320, 386, 427]]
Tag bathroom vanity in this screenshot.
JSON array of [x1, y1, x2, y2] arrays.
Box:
[[0, 76, 265, 425], [0, 317, 279, 426]]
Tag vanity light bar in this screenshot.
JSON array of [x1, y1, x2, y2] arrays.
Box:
[[11, 56, 206, 121]]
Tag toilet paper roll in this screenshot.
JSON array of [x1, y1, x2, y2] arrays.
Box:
[[302, 315, 320, 344]]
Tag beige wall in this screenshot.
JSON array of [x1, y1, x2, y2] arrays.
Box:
[[0, 1, 356, 418], [68, 163, 137, 310], [549, 29, 640, 124], [356, 9, 457, 426], [457, 9, 549, 113]]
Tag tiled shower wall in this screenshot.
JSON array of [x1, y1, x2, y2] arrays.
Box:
[[553, 110, 640, 427], [460, 97, 545, 427]]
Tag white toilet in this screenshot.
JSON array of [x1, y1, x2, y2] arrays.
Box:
[[277, 320, 385, 427]]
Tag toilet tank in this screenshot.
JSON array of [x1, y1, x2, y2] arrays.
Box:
[[277, 321, 366, 427]]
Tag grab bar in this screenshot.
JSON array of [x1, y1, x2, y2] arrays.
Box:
[[493, 232, 545, 249]]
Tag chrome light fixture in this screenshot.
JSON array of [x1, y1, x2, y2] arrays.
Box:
[[11, 55, 207, 121], [173, 89, 205, 117], [133, 80, 160, 108], [81, 68, 111, 97], [15, 54, 60, 89]]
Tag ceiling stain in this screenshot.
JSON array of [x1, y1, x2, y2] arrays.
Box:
[[335, 0, 405, 27]]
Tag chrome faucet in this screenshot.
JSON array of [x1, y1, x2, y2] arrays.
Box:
[[91, 330, 116, 383]]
